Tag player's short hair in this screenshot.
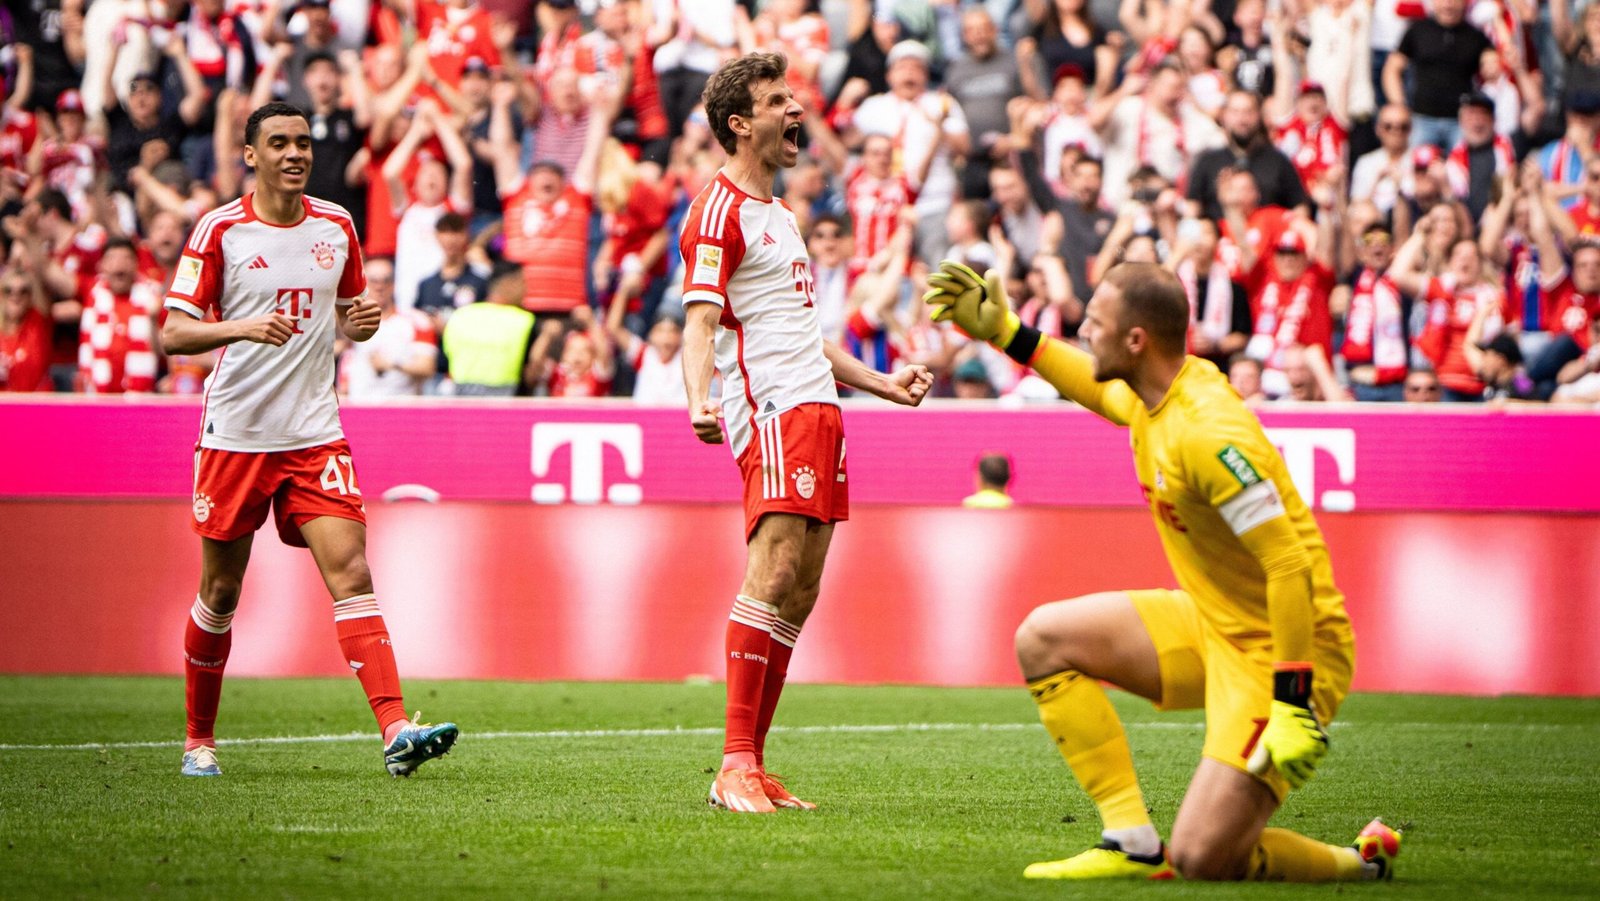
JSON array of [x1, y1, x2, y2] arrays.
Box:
[[703, 52, 788, 155], [1103, 262, 1189, 352], [436, 212, 468, 233], [977, 453, 1011, 489], [1074, 155, 1103, 174], [245, 101, 311, 147], [35, 188, 72, 220]]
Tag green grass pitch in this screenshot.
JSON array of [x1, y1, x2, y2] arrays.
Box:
[[1, 677, 1596, 899]]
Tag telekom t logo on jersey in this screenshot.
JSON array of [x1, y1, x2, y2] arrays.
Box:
[[530, 423, 644, 505], [274, 287, 314, 334]]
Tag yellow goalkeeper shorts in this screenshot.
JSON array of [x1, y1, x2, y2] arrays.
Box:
[[1127, 588, 1354, 801]]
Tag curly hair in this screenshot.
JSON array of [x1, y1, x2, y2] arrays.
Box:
[[702, 52, 788, 155]]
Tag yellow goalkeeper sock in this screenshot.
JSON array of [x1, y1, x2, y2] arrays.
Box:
[[1027, 670, 1151, 832], [1247, 828, 1371, 882]]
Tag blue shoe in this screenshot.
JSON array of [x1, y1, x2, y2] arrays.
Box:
[[383, 713, 459, 777], [181, 746, 221, 777]]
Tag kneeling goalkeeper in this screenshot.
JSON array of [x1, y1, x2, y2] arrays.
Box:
[[924, 260, 1400, 882]]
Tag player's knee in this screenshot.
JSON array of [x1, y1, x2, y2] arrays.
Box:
[[1014, 607, 1067, 675], [748, 560, 800, 603], [324, 555, 373, 598], [1169, 842, 1249, 882], [200, 576, 244, 612]]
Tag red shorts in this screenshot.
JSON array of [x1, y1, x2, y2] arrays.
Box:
[[735, 402, 849, 542], [190, 440, 367, 548]]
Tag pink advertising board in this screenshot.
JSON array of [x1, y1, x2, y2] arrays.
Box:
[[1, 397, 1596, 512]]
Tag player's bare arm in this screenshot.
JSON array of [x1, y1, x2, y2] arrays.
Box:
[[682, 300, 724, 444], [821, 340, 932, 406], [161, 309, 296, 355]]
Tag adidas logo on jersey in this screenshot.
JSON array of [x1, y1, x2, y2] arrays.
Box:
[[762, 233, 777, 246], [247, 255, 270, 270]]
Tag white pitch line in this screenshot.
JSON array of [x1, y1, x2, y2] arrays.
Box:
[[0, 718, 1585, 753], [0, 721, 1094, 752]]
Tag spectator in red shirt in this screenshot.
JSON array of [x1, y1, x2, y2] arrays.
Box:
[[594, 138, 671, 336], [530, 304, 614, 397], [75, 238, 162, 395], [0, 267, 52, 392], [5, 189, 107, 389], [1526, 216, 1600, 392], [1391, 211, 1508, 401], [575, 0, 670, 164], [531, 0, 583, 87], [1215, 167, 1292, 287], [1273, 81, 1347, 197], [416, 0, 503, 88], [1245, 223, 1342, 400], [489, 79, 616, 318]]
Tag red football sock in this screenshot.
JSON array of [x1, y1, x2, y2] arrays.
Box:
[[754, 616, 801, 768], [721, 595, 775, 772], [184, 596, 233, 751], [332, 594, 408, 738]]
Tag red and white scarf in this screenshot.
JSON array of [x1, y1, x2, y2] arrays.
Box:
[[1178, 257, 1234, 349], [1446, 134, 1515, 200], [1246, 271, 1323, 376], [1343, 269, 1408, 384], [78, 277, 161, 394]]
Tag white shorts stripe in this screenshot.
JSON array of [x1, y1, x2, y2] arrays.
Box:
[[768, 419, 780, 499]]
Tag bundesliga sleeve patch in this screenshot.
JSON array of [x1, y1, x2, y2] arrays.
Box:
[[172, 257, 202, 295], [1217, 444, 1263, 488], [691, 244, 723, 287], [1218, 479, 1285, 536]]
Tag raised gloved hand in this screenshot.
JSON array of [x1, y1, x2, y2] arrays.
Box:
[[923, 260, 1021, 347]]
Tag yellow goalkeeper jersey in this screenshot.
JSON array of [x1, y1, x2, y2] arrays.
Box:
[[1034, 343, 1352, 651]]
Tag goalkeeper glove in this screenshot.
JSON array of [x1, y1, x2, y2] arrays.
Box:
[[1246, 663, 1328, 790], [923, 261, 1021, 346]]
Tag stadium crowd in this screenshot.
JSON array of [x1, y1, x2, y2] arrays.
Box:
[[2, 0, 1600, 405]]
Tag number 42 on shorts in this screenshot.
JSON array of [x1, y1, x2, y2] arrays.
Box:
[[320, 455, 361, 496]]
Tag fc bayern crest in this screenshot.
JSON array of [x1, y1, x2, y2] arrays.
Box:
[[193, 493, 215, 523], [312, 241, 336, 270], [792, 466, 817, 500]]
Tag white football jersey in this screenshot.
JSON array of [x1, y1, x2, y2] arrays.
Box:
[[679, 171, 837, 457], [164, 193, 367, 452]]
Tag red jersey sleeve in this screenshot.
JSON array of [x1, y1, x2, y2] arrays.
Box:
[[679, 188, 747, 308], [336, 218, 367, 304], [164, 222, 226, 320]]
